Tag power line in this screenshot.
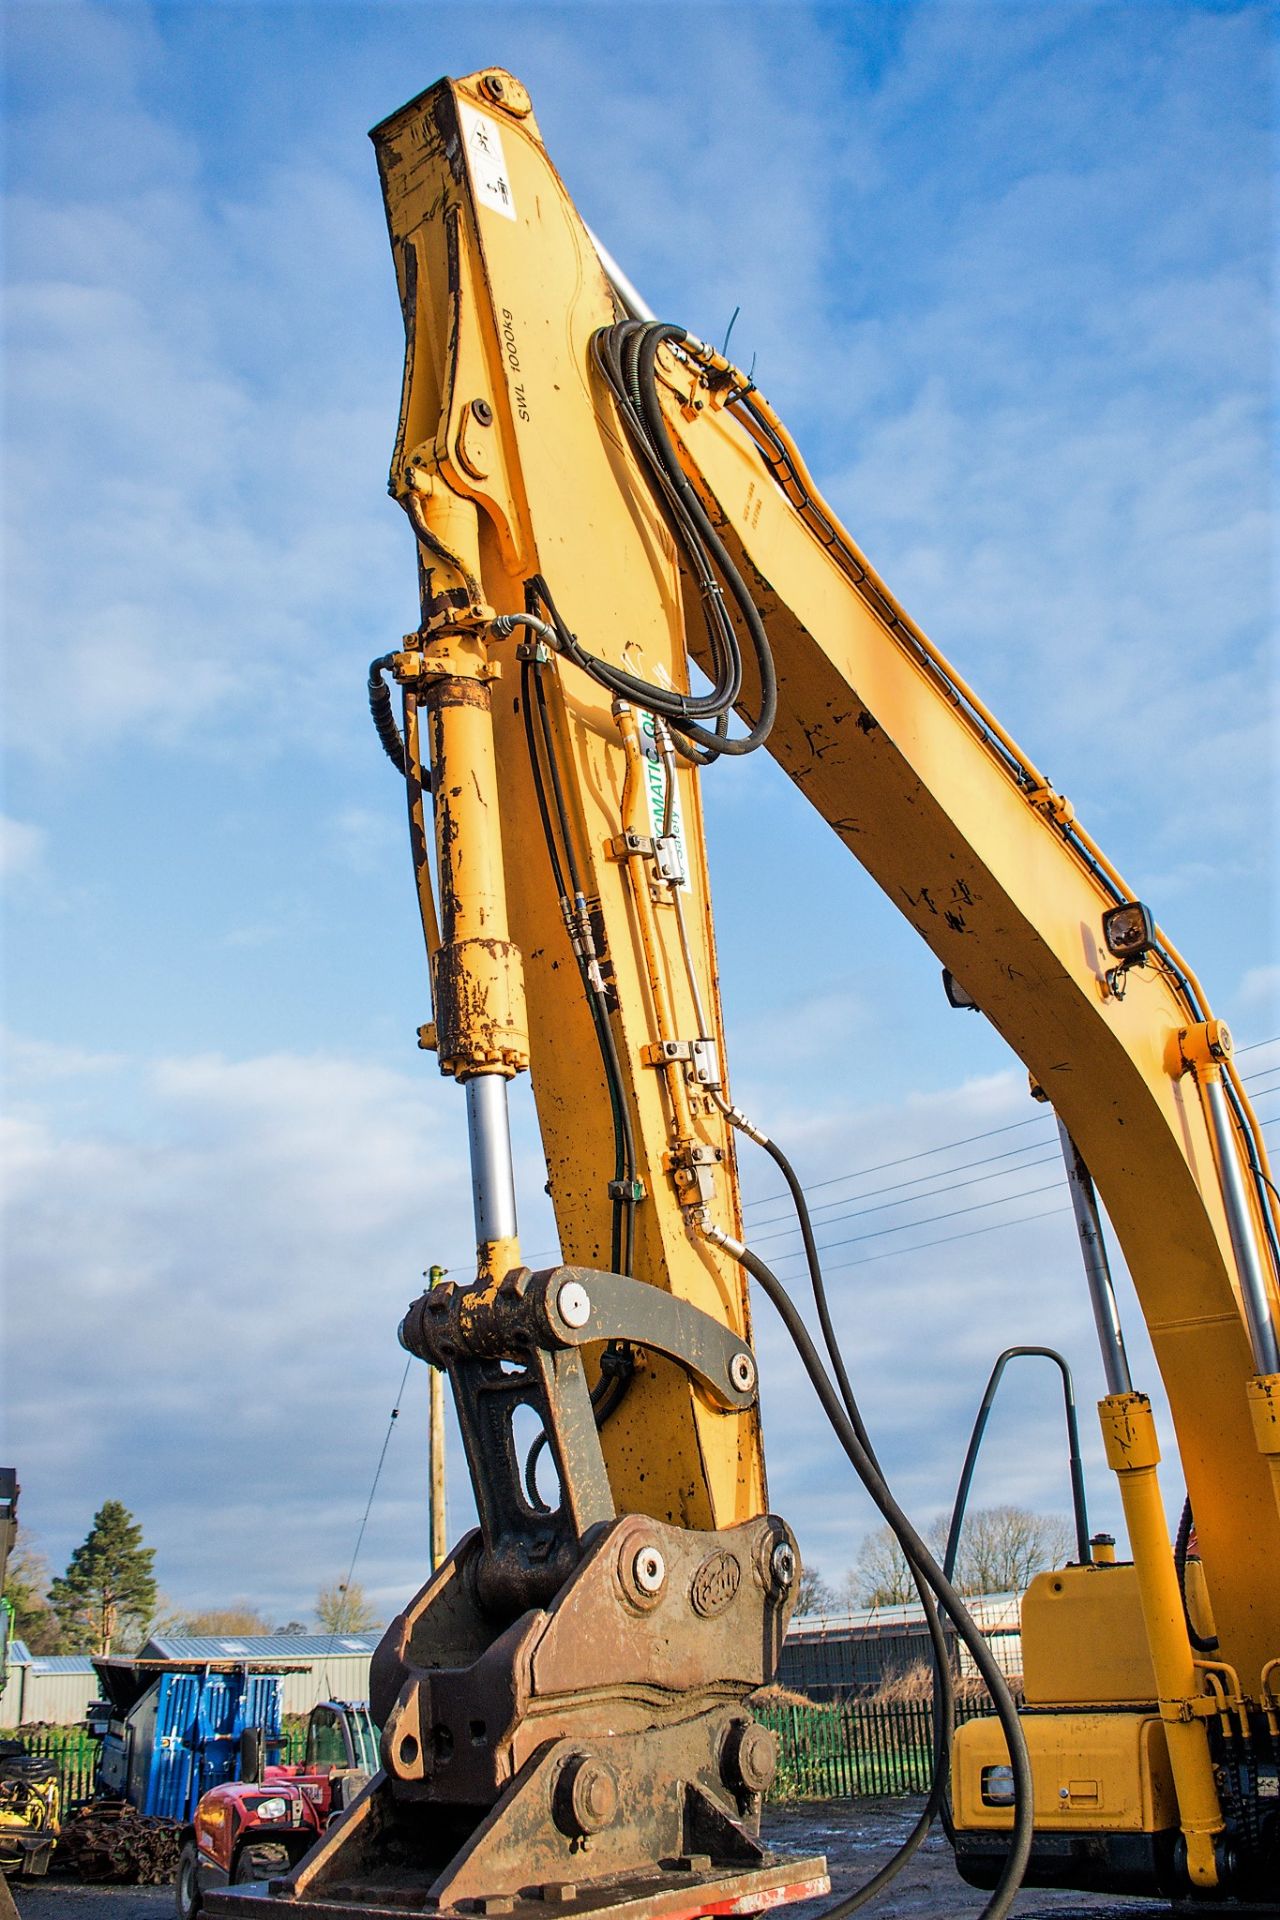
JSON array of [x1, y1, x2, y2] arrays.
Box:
[[769, 1177, 1067, 1263], [322, 1357, 411, 1665], [433, 1048, 1280, 1274], [744, 1051, 1278, 1218], [747, 1132, 1059, 1232], [749, 1150, 1064, 1250], [807, 1200, 1075, 1276], [742, 1113, 1049, 1215]]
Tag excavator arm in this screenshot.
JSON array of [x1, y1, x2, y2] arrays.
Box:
[[207, 66, 1280, 1920]]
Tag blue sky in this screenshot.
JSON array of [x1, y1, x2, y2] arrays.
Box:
[[2, 1, 1275, 1624]]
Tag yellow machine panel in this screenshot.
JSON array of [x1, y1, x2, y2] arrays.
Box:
[[954, 1710, 1176, 1835], [952, 1711, 1182, 1897], [1022, 1564, 1156, 1708]]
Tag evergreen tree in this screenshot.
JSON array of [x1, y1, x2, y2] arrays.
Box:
[[49, 1502, 157, 1654]]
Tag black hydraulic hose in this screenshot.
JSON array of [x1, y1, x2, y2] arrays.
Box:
[[520, 656, 634, 1276], [367, 655, 407, 773], [532, 663, 584, 898], [722, 1236, 1035, 1920], [523, 1342, 637, 1512], [944, 1348, 1091, 1581], [528, 655, 641, 1277], [569, 322, 776, 756], [1174, 1498, 1219, 1655], [728, 1121, 957, 1902]]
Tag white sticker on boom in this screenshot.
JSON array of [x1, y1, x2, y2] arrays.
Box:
[[457, 102, 517, 221], [640, 712, 690, 890]]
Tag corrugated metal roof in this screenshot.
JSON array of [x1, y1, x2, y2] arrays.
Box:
[[2, 1643, 98, 1674], [788, 1590, 1022, 1640], [142, 1632, 382, 1662]]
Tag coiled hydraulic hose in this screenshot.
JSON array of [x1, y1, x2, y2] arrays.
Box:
[[367, 654, 406, 773]]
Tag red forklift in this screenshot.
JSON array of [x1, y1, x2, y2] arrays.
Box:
[[175, 1701, 378, 1918]]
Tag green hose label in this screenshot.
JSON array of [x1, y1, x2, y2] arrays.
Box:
[[640, 712, 690, 889]]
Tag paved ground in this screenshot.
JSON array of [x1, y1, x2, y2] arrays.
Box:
[[5, 1800, 1199, 1917], [767, 1798, 1173, 1917]]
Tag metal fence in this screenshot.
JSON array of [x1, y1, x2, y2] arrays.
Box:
[[759, 1698, 994, 1800], [9, 1700, 993, 1810], [4, 1726, 98, 1805]]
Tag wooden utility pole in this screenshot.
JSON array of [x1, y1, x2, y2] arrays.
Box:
[[427, 1265, 448, 1573]]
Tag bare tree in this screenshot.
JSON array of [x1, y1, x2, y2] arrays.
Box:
[[950, 1506, 1073, 1595], [794, 1564, 836, 1616], [174, 1606, 277, 1636], [315, 1580, 377, 1635], [846, 1524, 918, 1608]]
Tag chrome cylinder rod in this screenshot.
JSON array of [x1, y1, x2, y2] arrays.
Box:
[[1057, 1120, 1133, 1397], [585, 225, 656, 323], [1203, 1075, 1280, 1376], [465, 1073, 519, 1247]]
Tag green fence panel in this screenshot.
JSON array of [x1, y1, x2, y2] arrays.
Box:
[[760, 1693, 997, 1802], [8, 1727, 98, 1807]]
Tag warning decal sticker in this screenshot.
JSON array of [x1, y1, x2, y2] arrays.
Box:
[[457, 102, 517, 222]]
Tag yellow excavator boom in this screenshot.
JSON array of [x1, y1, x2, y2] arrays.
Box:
[[204, 65, 1280, 1919]]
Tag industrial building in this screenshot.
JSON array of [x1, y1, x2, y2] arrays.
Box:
[[779, 1594, 1023, 1702], [0, 1631, 383, 1726]]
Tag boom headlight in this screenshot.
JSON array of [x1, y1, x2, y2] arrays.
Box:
[[1102, 901, 1155, 963], [252, 1795, 289, 1822], [980, 1764, 1016, 1806], [941, 968, 980, 1012]]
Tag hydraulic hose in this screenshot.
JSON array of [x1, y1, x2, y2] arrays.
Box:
[[710, 1096, 958, 1905], [1174, 1498, 1219, 1655], [944, 1348, 1091, 1579], [367, 655, 407, 773], [698, 1216, 1035, 1920], [566, 321, 777, 757]]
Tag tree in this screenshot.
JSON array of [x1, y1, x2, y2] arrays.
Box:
[[174, 1607, 276, 1636], [2, 1542, 64, 1654], [949, 1506, 1073, 1596], [49, 1502, 157, 1654], [315, 1581, 376, 1635], [849, 1525, 911, 1607], [794, 1565, 835, 1616]]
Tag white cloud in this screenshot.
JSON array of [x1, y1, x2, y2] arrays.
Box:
[[1235, 966, 1280, 1027], [2, 0, 1267, 1616], [2, 1043, 472, 1616], [0, 816, 46, 880]]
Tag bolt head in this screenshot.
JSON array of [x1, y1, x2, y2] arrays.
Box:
[[633, 1545, 666, 1595], [770, 1541, 796, 1591], [730, 1350, 756, 1393], [470, 397, 494, 426], [722, 1718, 778, 1795], [557, 1281, 592, 1329], [556, 1753, 619, 1837]]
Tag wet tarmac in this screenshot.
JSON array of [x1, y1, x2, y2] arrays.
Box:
[[8, 1798, 1252, 1918]]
